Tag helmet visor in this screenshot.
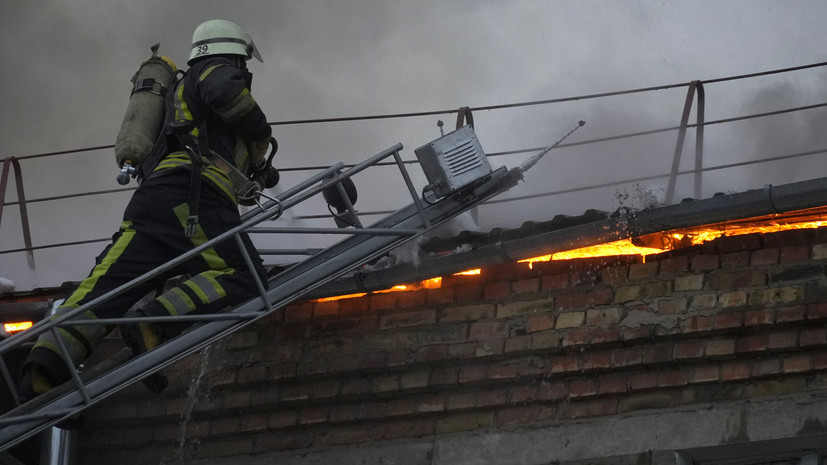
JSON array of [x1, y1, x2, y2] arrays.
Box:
[[245, 33, 263, 62]]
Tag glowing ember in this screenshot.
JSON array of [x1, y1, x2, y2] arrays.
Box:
[[454, 269, 481, 275], [4, 321, 33, 334], [317, 208, 827, 301]]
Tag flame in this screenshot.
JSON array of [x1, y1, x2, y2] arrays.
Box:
[[520, 240, 663, 268], [4, 321, 33, 334], [317, 208, 827, 302]]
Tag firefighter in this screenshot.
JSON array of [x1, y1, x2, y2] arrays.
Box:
[[19, 19, 279, 399]]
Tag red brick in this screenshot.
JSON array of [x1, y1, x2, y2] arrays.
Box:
[[768, 331, 798, 350], [752, 358, 781, 377], [629, 262, 659, 280], [569, 379, 598, 398], [397, 290, 427, 308], [800, 328, 827, 347], [642, 344, 673, 364], [783, 355, 811, 373], [582, 351, 612, 371], [478, 389, 508, 407], [459, 365, 488, 383], [440, 304, 495, 322], [591, 327, 622, 345], [745, 309, 774, 326], [512, 277, 540, 295], [658, 369, 688, 387], [562, 328, 591, 347], [776, 306, 806, 323], [299, 406, 329, 425], [673, 341, 704, 360], [716, 233, 762, 252], [370, 292, 398, 310], [705, 339, 736, 357], [504, 334, 532, 353], [691, 254, 719, 271], [542, 273, 569, 290], [380, 309, 436, 329], [721, 251, 750, 269], [313, 300, 340, 317], [629, 372, 658, 391], [780, 246, 809, 263], [568, 398, 618, 418], [660, 256, 688, 274], [537, 381, 569, 401], [600, 266, 627, 285], [527, 314, 555, 332], [447, 393, 476, 410], [714, 312, 744, 330], [808, 303, 827, 321], [497, 406, 540, 426], [454, 284, 483, 303], [338, 297, 369, 314], [736, 334, 769, 353], [612, 348, 642, 368], [427, 288, 455, 305], [721, 361, 750, 381], [469, 321, 508, 339], [284, 302, 312, 321], [680, 315, 714, 334], [268, 411, 298, 429], [689, 364, 720, 383], [484, 282, 512, 299], [750, 248, 779, 266], [510, 386, 538, 403], [550, 354, 580, 374], [599, 375, 628, 394], [556, 288, 613, 308]]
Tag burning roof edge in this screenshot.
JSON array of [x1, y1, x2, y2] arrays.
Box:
[[304, 176, 827, 300]]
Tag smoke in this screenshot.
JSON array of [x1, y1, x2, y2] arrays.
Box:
[[4, 1, 827, 290]]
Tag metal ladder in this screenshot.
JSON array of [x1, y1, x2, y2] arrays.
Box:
[[0, 139, 524, 451]]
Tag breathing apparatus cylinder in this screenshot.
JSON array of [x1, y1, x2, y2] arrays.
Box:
[[114, 44, 177, 184]]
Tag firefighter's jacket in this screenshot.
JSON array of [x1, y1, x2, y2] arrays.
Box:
[[153, 55, 272, 205]]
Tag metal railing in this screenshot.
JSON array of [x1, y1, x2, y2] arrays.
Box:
[[2, 61, 827, 278]]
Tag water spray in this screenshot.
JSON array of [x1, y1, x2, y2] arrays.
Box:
[[520, 120, 586, 173]]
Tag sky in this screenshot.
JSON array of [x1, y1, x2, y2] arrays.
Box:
[[2, 0, 827, 291]]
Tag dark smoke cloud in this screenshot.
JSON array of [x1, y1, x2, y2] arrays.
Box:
[[3, 0, 827, 290]]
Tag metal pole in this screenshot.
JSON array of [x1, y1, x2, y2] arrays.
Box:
[[666, 81, 697, 205], [694, 82, 706, 199]]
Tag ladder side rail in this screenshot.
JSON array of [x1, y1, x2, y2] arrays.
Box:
[[0, 166, 523, 449], [392, 150, 432, 229], [0, 160, 339, 355]]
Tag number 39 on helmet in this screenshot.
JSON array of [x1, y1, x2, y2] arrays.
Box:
[[188, 19, 263, 65]]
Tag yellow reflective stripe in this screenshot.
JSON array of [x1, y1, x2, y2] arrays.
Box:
[[173, 83, 192, 123], [172, 203, 229, 270], [199, 64, 226, 82], [156, 287, 195, 316], [187, 272, 227, 303], [214, 88, 256, 122], [64, 221, 135, 308], [154, 152, 237, 203]]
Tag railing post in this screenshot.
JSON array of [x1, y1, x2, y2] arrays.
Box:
[[665, 82, 697, 205], [694, 82, 706, 199], [0, 157, 35, 269]]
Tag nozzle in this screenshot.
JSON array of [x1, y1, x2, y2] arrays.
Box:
[[117, 162, 135, 185]]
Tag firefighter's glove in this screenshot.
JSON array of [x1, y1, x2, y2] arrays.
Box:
[[249, 138, 273, 167], [253, 165, 280, 189]]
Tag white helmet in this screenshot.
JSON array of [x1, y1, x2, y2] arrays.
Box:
[[188, 19, 262, 65]]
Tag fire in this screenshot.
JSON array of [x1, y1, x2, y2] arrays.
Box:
[[317, 208, 827, 302], [520, 240, 664, 268], [4, 321, 33, 334]]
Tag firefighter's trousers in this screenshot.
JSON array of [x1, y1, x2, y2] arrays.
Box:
[[23, 168, 266, 386]]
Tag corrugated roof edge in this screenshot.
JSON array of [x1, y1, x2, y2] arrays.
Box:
[[304, 176, 827, 300]]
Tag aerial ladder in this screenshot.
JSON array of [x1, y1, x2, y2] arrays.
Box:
[[0, 125, 531, 452]]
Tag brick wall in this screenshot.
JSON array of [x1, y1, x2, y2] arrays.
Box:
[[78, 228, 827, 464]]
